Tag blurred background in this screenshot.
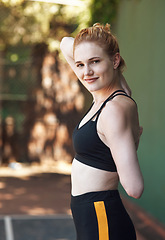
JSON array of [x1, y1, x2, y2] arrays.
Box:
[[0, 0, 165, 239]]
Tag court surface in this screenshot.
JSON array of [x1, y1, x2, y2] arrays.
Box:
[[0, 214, 76, 240]]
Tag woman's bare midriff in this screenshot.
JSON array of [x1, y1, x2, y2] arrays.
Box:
[[71, 158, 119, 196]]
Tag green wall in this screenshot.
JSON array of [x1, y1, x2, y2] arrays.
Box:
[[115, 0, 165, 224]]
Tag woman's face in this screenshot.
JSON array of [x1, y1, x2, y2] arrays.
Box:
[[74, 41, 115, 93]]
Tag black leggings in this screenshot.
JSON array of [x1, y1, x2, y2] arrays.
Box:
[[71, 190, 136, 240]]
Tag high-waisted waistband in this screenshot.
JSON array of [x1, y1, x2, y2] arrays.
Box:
[[71, 189, 136, 240], [71, 189, 120, 205]]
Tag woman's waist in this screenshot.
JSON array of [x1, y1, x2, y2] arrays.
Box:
[[71, 158, 119, 196]]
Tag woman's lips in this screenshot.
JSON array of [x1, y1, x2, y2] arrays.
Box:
[[84, 77, 98, 83]]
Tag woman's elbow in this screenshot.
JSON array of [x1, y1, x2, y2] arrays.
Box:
[[126, 183, 144, 199], [127, 188, 144, 199], [60, 37, 74, 51]]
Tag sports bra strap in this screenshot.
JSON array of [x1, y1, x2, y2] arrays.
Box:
[[110, 93, 136, 104], [101, 90, 126, 106], [94, 90, 135, 121]]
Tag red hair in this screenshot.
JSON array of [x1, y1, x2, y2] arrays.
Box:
[[73, 23, 125, 72]]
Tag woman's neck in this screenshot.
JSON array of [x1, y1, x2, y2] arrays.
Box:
[[92, 82, 123, 105]]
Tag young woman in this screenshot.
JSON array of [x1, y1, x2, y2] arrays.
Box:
[[60, 23, 144, 240]]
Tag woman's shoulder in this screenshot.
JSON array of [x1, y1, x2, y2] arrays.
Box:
[[105, 94, 136, 116], [100, 95, 138, 130]]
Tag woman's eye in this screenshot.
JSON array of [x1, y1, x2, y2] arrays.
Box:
[[91, 60, 100, 64], [76, 63, 84, 68]]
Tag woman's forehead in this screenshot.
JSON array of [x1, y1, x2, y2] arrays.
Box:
[[74, 42, 106, 61]]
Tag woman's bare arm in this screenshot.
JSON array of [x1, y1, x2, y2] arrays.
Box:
[[100, 100, 144, 199], [60, 37, 75, 70]]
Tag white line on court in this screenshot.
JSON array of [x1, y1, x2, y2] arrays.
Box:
[[4, 216, 14, 240]]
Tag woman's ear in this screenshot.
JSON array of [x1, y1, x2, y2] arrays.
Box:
[[113, 53, 120, 69]]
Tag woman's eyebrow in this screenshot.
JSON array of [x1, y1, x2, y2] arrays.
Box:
[[75, 60, 82, 64], [75, 57, 101, 64], [89, 57, 101, 60]]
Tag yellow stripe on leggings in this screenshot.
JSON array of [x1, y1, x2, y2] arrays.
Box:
[[94, 201, 109, 240]]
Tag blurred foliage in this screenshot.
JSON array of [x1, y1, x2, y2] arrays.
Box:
[[0, 0, 121, 164], [90, 0, 120, 25], [0, 0, 92, 51], [0, 0, 121, 50], [1, 0, 24, 6]]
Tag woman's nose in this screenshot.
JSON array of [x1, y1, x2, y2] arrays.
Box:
[[84, 65, 93, 76]]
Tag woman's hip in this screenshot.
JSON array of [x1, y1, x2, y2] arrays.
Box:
[[71, 190, 136, 240]]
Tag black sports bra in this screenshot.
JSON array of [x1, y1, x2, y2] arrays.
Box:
[[72, 90, 136, 172]]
